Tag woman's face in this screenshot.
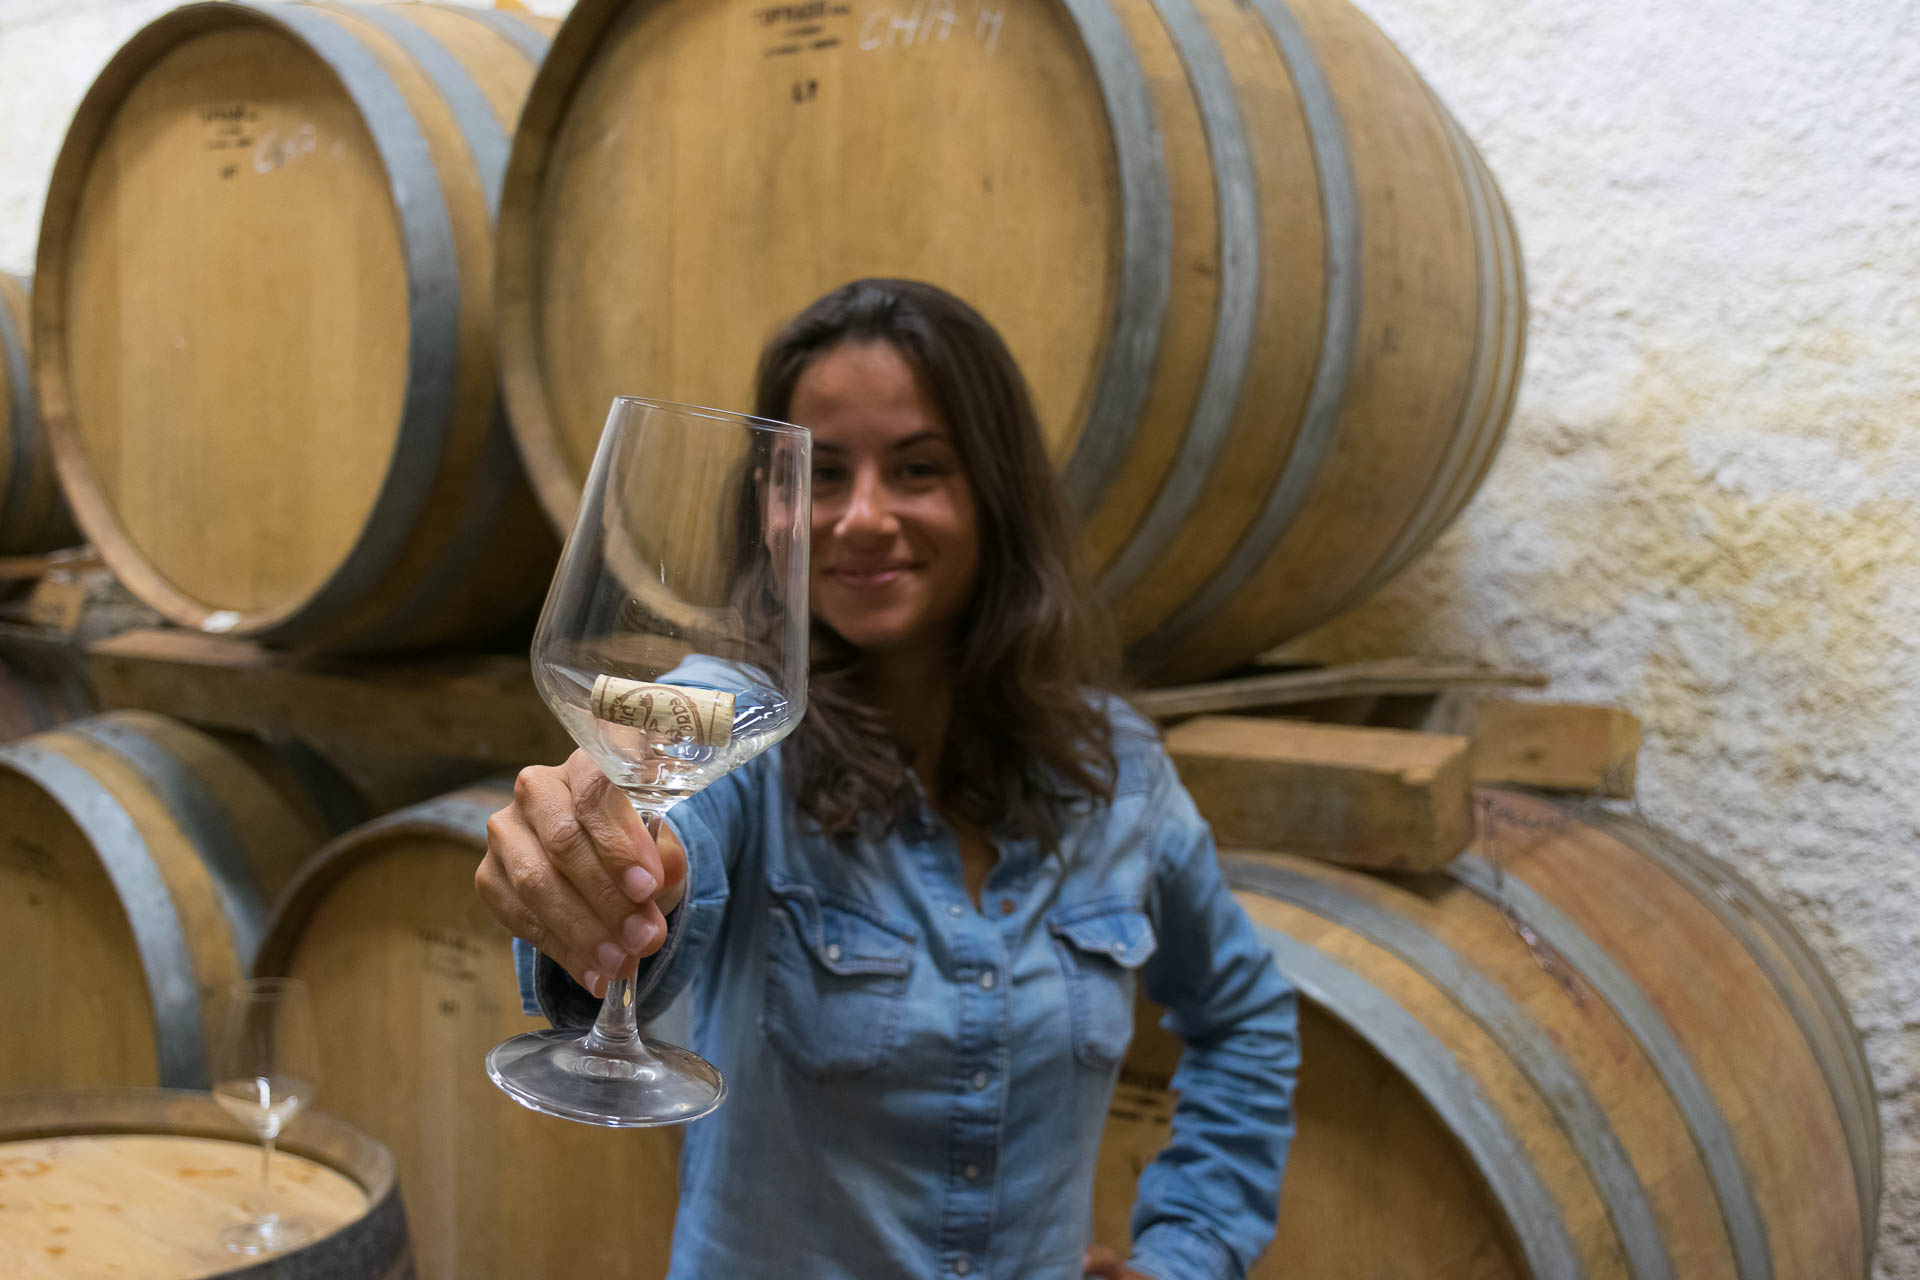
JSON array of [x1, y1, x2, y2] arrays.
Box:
[[789, 340, 982, 659]]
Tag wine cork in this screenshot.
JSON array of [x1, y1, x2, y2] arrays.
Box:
[[590, 676, 735, 748]]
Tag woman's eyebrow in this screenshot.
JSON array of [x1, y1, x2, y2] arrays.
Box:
[[813, 431, 952, 457]]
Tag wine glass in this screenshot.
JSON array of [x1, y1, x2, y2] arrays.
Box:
[[487, 396, 810, 1127], [211, 977, 320, 1254]]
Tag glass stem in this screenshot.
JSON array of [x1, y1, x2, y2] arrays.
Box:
[[259, 1132, 274, 1214], [584, 804, 665, 1061], [585, 977, 647, 1054]]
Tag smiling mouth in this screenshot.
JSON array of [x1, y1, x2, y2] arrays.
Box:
[[829, 564, 916, 586]]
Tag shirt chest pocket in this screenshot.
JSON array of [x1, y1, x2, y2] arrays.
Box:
[[763, 880, 917, 1080], [1047, 900, 1158, 1073]]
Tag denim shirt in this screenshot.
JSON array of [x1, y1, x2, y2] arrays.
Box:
[[517, 699, 1299, 1280]]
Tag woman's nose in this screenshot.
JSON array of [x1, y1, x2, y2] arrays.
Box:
[[834, 466, 898, 539]]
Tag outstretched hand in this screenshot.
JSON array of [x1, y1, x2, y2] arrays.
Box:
[[475, 749, 689, 997]]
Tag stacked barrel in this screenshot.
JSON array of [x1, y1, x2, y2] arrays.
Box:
[[33, 1, 558, 650], [1094, 789, 1882, 1279]]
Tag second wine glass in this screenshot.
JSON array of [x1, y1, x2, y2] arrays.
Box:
[[488, 396, 811, 1128], [211, 977, 320, 1255]]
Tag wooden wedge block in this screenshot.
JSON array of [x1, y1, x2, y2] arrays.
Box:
[[1165, 716, 1472, 871], [1467, 698, 1641, 797]]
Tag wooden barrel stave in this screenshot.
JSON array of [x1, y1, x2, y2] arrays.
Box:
[[1472, 792, 1864, 1279], [1251, 877, 1648, 1278], [33, 2, 556, 650], [1259, 853, 1741, 1279], [1083, 0, 1326, 612], [1119, 0, 1488, 679], [1571, 805, 1883, 1269], [1332, 95, 1525, 613], [252, 786, 679, 1280], [0, 713, 345, 1090]]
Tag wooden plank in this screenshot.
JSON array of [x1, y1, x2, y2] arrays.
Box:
[[1130, 658, 1547, 721], [0, 551, 95, 583], [1165, 715, 1473, 871], [86, 630, 570, 768], [1466, 698, 1641, 798]]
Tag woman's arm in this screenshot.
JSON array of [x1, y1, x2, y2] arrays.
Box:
[[1129, 756, 1300, 1280]]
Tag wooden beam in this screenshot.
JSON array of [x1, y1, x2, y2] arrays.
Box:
[[85, 630, 571, 768], [1129, 658, 1548, 721], [1165, 715, 1473, 872]]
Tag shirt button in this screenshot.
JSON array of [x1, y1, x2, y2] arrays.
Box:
[[954, 1260, 972, 1276], [970, 1070, 990, 1091], [947, 904, 965, 918], [978, 970, 996, 990], [963, 1163, 981, 1181], [825, 944, 843, 962], [999, 898, 1015, 915]]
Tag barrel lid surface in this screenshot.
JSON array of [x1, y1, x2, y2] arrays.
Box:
[[46, 9, 408, 619], [502, 0, 1122, 526], [0, 1133, 366, 1278], [0, 1090, 395, 1280]]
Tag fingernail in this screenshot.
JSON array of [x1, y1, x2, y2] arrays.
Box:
[[623, 866, 657, 901], [583, 970, 603, 996], [621, 913, 653, 950], [595, 940, 626, 973]]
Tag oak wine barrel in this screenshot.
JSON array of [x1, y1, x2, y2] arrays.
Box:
[[0, 273, 77, 559], [252, 785, 679, 1280], [496, 0, 1525, 682], [0, 1089, 411, 1279], [33, 2, 559, 651], [1094, 788, 1880, 1278], [0, 712, 360, 1091]]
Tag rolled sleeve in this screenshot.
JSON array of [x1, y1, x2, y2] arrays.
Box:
[[1133, 755, 1300, 1279], [1128, 1221, 1240, 1280]]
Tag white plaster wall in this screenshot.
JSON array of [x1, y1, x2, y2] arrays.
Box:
[[1274, 2, 1919, 1274], [1, 0, 1912, 1273]]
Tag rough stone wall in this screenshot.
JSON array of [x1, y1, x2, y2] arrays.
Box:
[[1279, 1, 1918, 1273], [2, 0, 1912, 1272]]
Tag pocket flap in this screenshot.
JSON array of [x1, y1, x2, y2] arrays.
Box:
[[771, 881, 916, 977], [1048, 901, 1158, 970]]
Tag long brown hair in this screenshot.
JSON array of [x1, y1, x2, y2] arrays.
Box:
[[751, 279, 1119, 849]]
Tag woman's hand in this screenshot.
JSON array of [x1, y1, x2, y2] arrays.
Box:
[[1081, 1244, 1154, 1279], [475, 750, 688, 998]]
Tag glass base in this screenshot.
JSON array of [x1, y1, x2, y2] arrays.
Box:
[[220, 1213, 311, 1255], [487, 1027, 726, 1127]]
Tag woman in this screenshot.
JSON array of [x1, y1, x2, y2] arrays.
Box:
[[477, 279, 1299, 1280]]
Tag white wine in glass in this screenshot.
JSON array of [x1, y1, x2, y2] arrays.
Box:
[[488, 396, 810, 1128], [211, 977, 320, 1255]]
